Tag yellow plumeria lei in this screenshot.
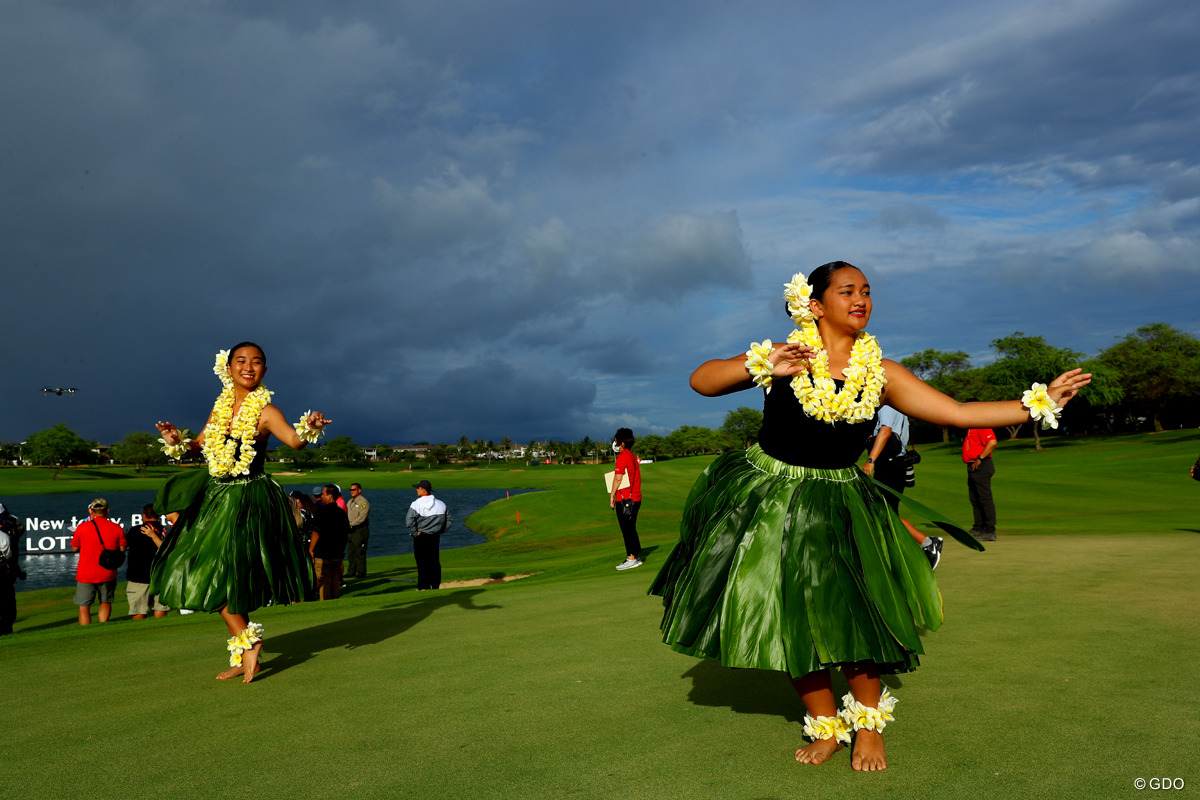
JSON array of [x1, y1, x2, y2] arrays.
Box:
[[838, 688, 897, 733], [227, 621, 264, 667], [802, 713, 852, 744], [744, 271, 885, 424], [1021, 382, 1062, 429], [201, 350, 273, 478], [293, 409, 324, 444], [158, 435, 192, 460]]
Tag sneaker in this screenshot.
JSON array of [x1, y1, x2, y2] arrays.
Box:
[[922, 536, 943, 571], [973, 530, 997, 542], [615, 558, 644, 571]]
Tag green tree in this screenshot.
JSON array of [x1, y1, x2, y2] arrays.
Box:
[[24, 423, 95, 479], [323, 436, 365, 464], [110, 431, 167, 476], [637, 434, 668, 460], [1099, 323, 1200, 432], [457, 435, 474, 462], [902, 349, 972, 381], [373, 444, 395, 462], [666, 425, 724, 456], [721, 407, 763, 449], [275, 443, 319, 470]]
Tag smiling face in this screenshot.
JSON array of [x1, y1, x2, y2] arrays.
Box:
[[226, 345, 267, 391], [811, 266, 871, 332]]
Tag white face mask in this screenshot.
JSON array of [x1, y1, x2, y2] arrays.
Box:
[[612, 441, 621, 453]]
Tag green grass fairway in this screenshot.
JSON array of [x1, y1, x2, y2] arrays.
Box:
[[3, 430, 1198, 799]]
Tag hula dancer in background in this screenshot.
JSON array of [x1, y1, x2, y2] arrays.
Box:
[[152, 343, 329, 683], [650, 262, 1090, 771]]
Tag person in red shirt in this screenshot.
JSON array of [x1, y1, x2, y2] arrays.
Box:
[[962, 429, 998, 541], [609, 428, 643, 570], [70, 498, 127, 625]]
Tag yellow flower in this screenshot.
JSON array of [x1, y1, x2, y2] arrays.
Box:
[[744, 340, 776, 392], [1022, 383, 1061, 429]]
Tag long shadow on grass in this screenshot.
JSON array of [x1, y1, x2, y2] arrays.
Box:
[[681, 660, 905, 723], [259, 588, 501, 680]]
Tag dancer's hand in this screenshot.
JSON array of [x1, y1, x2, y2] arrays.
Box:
[[771, 343, 816, 378], [1046, 368, 1092, 408], [306, 411, 331, 429], [156, 421, 181, 445]]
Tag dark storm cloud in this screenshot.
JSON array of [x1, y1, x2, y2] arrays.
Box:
[[2, 0, 1196, 449], [822, 0, 1200, 187]]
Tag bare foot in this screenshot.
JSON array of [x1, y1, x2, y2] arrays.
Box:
[[216, 665, 242, 680], [795, 738, 843, 764], [241, 642, 263, 684], [851, 729, 887, 771]]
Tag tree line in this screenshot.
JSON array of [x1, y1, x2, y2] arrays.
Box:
[[13, 324, 1198, 475]]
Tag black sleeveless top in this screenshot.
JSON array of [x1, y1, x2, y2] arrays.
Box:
[[756, 379, 877, 469]]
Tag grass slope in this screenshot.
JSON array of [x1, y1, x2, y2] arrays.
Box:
[[3, 430, 1198, 799]]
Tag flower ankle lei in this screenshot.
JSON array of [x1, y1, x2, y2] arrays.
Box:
[[839, 688, 897, 733], [744, 272, 885, 424], [227, 622, 264, 668]]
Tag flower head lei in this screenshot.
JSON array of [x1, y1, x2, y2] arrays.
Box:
[[780, 271, 885, 424], [202, 350, 273, 478]]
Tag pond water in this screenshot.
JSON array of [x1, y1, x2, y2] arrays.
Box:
[[1, 485, 530, 593]]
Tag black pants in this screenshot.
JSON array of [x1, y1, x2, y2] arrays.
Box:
[[967, 459, 997, 533], [412, 533, 441, 590], [0, 577, 16, 635], [347, 524, 369, 578], [615, 500, 642, 557], [874, 457, 906, 513]]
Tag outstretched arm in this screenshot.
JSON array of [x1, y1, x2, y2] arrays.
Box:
[[260, 405, 330, 449], [691, 342, 816, 397], [881, 361, 1091, 429]]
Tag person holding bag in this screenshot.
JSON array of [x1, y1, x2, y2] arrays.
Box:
[[609, 428, 644, 571], [69, 498, 127, 626]]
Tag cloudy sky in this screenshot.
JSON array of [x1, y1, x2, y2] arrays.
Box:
[[3, 0, 1197, 447]]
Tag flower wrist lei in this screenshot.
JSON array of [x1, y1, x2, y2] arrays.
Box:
[[159, 436, 192, 460], [293, 410, 325, 444], [744, 272, 885, 424], [227, 622, 264, 667], [1021, 382, 1062, 429], [839, 689, 897, 733]]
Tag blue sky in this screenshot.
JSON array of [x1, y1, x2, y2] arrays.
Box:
[[2, 0, 1197, 446]]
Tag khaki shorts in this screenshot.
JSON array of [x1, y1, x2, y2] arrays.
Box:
[[126, 581, 170, 615], [75, 580, 116, 606]]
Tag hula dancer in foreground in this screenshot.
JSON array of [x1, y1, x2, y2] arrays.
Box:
[[650, 262, 1090, 770], [152, 342, 329, 683]]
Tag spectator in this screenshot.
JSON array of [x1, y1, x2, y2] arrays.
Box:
[[864, 408, 942, 569], [406, 480, 450, 590], [346, 482, 370, 579], [0, 503, 26, 635], [70, 498, 127, 626], [126, 504, 169, 619], [309, 485, 349, 600], [609, 428, 644, 571], [962, 428, 998, 541]]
